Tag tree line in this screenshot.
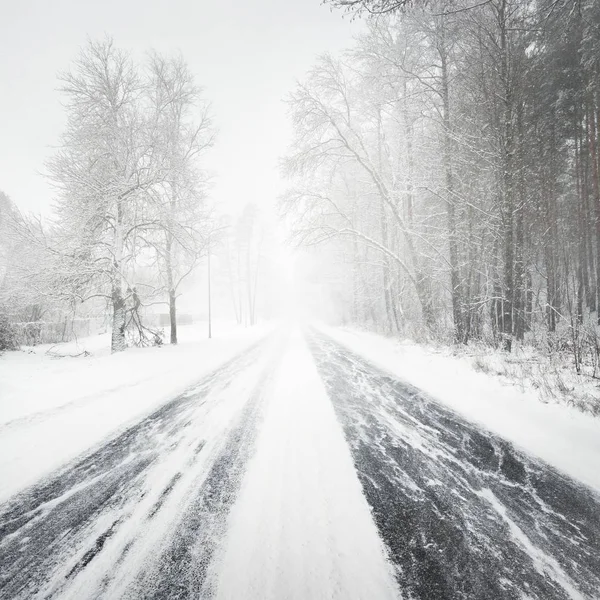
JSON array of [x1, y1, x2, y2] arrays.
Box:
[[1, 37, 215, 352], [283, 0, 600, 366]]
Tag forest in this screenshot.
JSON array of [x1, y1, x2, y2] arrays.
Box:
[[283, 0, 600, 372]]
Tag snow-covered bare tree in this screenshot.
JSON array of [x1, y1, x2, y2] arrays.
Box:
[[283, 0, 600, 366], [223, 205, 267, 326], [47, 37, 163, 352], [146, 52, 215, 344]]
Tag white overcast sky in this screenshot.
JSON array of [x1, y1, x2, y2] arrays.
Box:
[[0, 0, 361, 216]]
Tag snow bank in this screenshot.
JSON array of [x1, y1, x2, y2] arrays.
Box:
[[0, 321, 272, 503], [319, 325, 600, 495], [213, 329, 400, 600]]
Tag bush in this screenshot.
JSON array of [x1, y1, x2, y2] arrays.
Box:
[[0, 313, 19, 351]]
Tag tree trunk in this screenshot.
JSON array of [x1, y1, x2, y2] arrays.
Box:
[[111, 286, 127, 353], [439, 19, 463, 343], [499, 0, 514, 352], [237, 243, 244, 326], [111, 201, 126, 353], [402, 80, 415, 226], [169, 288, 177, 345], [576, 124, 587, 324], [377, 108, 398, 333], [588, 103, 600, 323], [246, 238, 254, 326], [165, 233, 178, 345], [514, 104, 526, 342]]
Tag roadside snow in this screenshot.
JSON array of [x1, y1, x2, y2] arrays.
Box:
[[0, 320, 251, 425], [319, 325, 600, 495], [213, 329, 400, 600], [0, 321, 271, 503]]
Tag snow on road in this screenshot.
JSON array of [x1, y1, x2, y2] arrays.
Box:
[[0, 322, 271, 502], [308, 329, 600, 600], [2, 324, 600, 600], [319, 324, 600, 495], [0, 333, 281, 599], [214, 329, 400, 600], [0, 327, 399, 600]]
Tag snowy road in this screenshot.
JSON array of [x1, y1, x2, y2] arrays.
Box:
[[0, 335, 280, 599], [307, 330, 600, 600], [1, 328, 600, 599]]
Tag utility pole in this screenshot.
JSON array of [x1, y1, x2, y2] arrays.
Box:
[[207, 234, 212, 339]]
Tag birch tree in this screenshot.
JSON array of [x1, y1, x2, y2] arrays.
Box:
[[47, 38, 160, 353]]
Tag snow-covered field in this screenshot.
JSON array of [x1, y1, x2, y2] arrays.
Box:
[[0, 321, 271, 502], [319, 325, 600, 495]]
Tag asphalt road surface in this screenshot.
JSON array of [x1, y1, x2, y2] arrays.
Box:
[[307, 330, 600, 600], [1, 328, 599, 600]]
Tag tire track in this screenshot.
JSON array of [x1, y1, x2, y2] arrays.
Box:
[[0, 334, 280, 600], [307, 330, 600, 600]]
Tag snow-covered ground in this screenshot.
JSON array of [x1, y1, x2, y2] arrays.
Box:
[[318, 325, 600, 495], [0, 321, 271, 502], [2, 324, 599, 599], [0, 327, 401, 600]]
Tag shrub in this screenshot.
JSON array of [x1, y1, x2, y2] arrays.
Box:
[[0, 313, 19, 351]]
